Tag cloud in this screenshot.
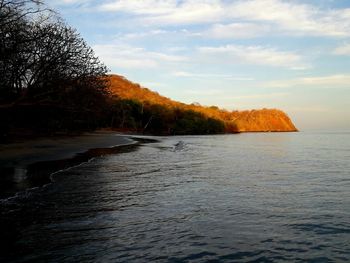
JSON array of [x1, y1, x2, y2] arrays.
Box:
[[287, 106, 331, 113], [333, 44, 350, 56], [93, 44, 187, 69], [198, 45, 307, 69], [172, 71, 254, 80], [119, 29, 168, 40], [100, 0, 224, 25], [184, 89, 223, 96], [205, 23, 271, 39], [230, 0, 350, 37], [228, 92, 289, 100], [98, 0, 350, 37], [166, 46, 189, 52], [118, 28, 200, 41], [55, 0, 91, 4], [99, 0, 176, 15], [265, 74, 350, 88]]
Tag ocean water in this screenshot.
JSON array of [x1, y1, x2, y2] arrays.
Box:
[[1, 132, 350, 262]]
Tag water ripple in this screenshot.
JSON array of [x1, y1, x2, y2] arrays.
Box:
[[1, 133, 350, 262]]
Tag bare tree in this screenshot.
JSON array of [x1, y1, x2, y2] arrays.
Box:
[[0, 0, 110, 136], [24, 20, 109, 107], [0, 0, 45, 100], [0, 0, 108, 108], [0, 0, 43, 28]]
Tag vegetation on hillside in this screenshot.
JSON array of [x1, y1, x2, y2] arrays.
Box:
[[107, 75, 297, 134], [107, 98, 225, 135], [0, 0, 225, 139], [0, 1, 297, 141], [107, 75, 227, 135]]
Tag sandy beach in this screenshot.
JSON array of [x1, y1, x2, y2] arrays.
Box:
[[0, 130, 134, 167], [0, 131, 149, 200]]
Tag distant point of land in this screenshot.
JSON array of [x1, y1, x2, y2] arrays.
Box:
[[107, 74, 298, 134]]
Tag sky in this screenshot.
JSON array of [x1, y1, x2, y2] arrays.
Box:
[[49, 0, 350, 130]]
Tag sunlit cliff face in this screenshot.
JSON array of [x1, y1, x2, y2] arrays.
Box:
[[231, 109, 298, 132], [107, 75, 298, 132]]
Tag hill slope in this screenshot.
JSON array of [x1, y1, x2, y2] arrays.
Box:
[[231, 109, 297, 132], [108, 75, 298, 133]]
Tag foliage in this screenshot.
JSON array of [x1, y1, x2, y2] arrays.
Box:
[[0, 1, 108, 102], [0, 0, 109, 138], [108, 75, 234, 135], [107, 98, 226, 135], [107, 75, 297, 134]]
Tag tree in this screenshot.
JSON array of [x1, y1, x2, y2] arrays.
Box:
[[24, 20, 108, 106], [109, 99, 143, 129], [0, 0, 108, 105], [0, 0, 45, 101], [0, 0, 109, 137]]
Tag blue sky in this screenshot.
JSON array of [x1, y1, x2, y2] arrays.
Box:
[[49, 0, 350, 130]]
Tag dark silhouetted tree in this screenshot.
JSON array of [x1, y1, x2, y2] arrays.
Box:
[[0, 0, 45, 101], [0, 0, 109, 137]]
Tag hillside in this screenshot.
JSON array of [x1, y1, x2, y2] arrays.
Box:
[[107, 75, 298, 133], [232, 109, 297, 132], [108, 75, 181, 108]]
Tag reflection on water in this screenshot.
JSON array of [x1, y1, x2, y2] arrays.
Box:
[[1, 132, 350, 262]]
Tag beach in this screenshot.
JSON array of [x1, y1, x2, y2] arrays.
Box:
[[0, 131, 150, 200]]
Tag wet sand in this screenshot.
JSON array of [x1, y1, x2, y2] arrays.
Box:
[[0, 131, 156, 199], [0, 131, 133, 167]]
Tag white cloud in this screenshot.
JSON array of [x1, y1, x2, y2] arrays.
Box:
[[118, 28, 200, 41], [333, 44, 350, 55], [98, 0, 350, 37], [172, 71, 254, 80], [265, 74, 350, 88], [205, 23, 271, 39], [228, 92, 289, 100], [198, 45, 307, 69], [288, 106, 331, 113], [234, 1, 350, 37], [56, 0, 91, 4], [167, 46, 188, 52], [100, 0, 224, 25], [93, 44, 187, 69], [99, 0, 176, 14], [184, 89, 223, 96], [230, 0, 350, 37], [119, 29, 168, 40]]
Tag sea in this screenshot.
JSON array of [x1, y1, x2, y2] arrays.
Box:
[[1, 131, 349, 262]]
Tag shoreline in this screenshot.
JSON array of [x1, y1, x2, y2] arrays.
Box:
[[0, 131, 158, 200], [0, 130, 298, 200]]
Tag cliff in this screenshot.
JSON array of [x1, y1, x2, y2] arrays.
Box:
[[231, 109, 298, 132], [107, 75, 298, 133]]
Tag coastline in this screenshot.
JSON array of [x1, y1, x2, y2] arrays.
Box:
[[0, 130, 157, 200]]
